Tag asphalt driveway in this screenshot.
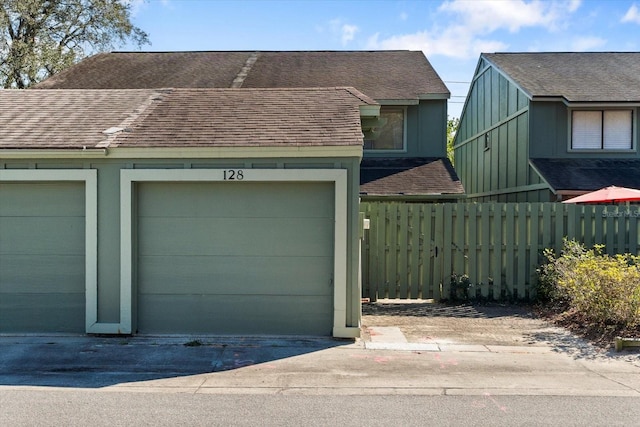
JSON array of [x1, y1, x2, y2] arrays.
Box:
[[0, 301, 639, 396]]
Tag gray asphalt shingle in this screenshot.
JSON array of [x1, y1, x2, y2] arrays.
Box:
[[0, 87, 375, 149], [484, 52, 640, 101], [34, 50, 449, 101]]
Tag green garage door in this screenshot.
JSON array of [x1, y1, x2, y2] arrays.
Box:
[[0, 182, 85, 333], [136, 181, 335, 335]]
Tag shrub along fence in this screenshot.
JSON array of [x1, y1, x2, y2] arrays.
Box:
[[360, 202, 640, 301]]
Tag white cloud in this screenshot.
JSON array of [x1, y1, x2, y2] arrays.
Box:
[[622, 4, 640, 24], [341, 24, 359, 45], [570, 36, 607, 51], [439, 0, 566, 33], [329, 19, 359, 46], [368, 0, 582, 59], [367, 30, 507, 59]]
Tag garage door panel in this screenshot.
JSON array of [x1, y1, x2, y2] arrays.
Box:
[[138, 255, 333, 295], [0, 181, 85, 333], [137, 294, 332, 335], [0, 294, 84, 333], [136, 179, 335, 335], [0, 255, 84, 293], [137, 182, 333, 219], [138, 217, 333, 257], [0, 217, 84, 254], [0, 182, 84, 216]]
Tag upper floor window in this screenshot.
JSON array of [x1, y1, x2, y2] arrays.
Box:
[[571, 110, 633, 150], [364, 106, 406, 151]]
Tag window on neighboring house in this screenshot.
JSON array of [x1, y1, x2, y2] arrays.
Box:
[[571, 110, 633, 150], [364, 106, 406, 151]]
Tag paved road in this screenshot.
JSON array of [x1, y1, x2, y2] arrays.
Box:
[[2, 391, 640, 426]]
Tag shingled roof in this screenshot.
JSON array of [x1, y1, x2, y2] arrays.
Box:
[[483, 52, 640, 102], [360, 158, 464, 196], [34, 51, 449, 101], [0, 87, 375, 149], [530, 158, 640, 193]]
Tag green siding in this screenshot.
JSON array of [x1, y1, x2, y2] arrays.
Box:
[[529, 103, 640, 160], [454, 62, 536, 202], [1, 156, 362, 335], [0, 182, 85, 332], [363, 100, 447, 159]]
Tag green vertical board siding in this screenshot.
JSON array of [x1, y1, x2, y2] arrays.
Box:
[[136, 181, 334, 335], [0, 182, 85, 333], [455, 64, 538, 203], [360, 202, 640, 301]]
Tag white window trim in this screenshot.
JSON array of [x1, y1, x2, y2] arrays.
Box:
[[119, 168, 356, 338], [364, 106, 408, 153], [0, 169, 99, 334], [568, 108, 636, 152]]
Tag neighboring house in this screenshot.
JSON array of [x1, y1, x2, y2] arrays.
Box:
[[454, 52, 640, 202], [0, 87, 376, 337], [35, 50, 464, 201]]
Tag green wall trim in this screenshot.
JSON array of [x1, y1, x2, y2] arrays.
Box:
[[360, 194, 466, 202], [454, 106, 529, 149], [119, 168, 357, 338], [465, 183, 550, 199], [0, 169, 99, 333]]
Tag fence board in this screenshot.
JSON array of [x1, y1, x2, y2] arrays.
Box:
[[360, 202, 640, 301], [398, 204, 409, 298], [480, 204, 491, 297], [517, 203, 527, 299], [423, 204, 434, 299], [409, 205, 420, 299], [493, 204, 503, 299]]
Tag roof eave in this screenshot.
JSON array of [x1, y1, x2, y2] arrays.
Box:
[[0, 145, 364, 159], [418, 93, 450, 100], [531, 96, 640, 107]]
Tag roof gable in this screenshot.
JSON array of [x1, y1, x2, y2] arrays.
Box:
[[483, 52, 640, 102], [34, 50, 450, 101]]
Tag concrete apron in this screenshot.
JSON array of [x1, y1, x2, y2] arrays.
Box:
[[0, 333, 639, 396]]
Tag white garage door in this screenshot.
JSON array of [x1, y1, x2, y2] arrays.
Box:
[[0, 182, 85, 333], [135, 181, 335, 335]]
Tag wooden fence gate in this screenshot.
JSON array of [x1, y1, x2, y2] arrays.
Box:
[[360, 202, 640, 301]]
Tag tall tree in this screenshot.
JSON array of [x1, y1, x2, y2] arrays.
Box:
[[0, 0, 149, 88], [446, 117, 459, 166]]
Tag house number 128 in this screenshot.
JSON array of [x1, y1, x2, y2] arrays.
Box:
[[223, 169, 244, 180]]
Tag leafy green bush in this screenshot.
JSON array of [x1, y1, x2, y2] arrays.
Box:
[[538, 239, 640, 328]]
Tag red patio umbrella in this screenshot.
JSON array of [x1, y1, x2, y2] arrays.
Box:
[[562, 186, 640, 204]]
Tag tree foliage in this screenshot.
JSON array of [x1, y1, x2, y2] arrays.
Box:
[[0, 0, 149, 88], [446, 117, 459, 165]]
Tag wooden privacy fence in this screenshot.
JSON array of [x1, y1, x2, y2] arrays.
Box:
[[360, 202, 640, 301]]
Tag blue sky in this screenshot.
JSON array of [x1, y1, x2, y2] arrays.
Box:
[[126, 0, 640, 118]]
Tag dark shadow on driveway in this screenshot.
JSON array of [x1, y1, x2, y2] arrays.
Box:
[[362, 301, 535, 319], [0, 335, 346, 388]]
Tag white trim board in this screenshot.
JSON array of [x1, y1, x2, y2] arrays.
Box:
[[0, 169, 100, 333], [119, 168, 353, 338]]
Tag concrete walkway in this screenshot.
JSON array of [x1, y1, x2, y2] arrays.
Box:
[[0, 332, 639, 396]]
